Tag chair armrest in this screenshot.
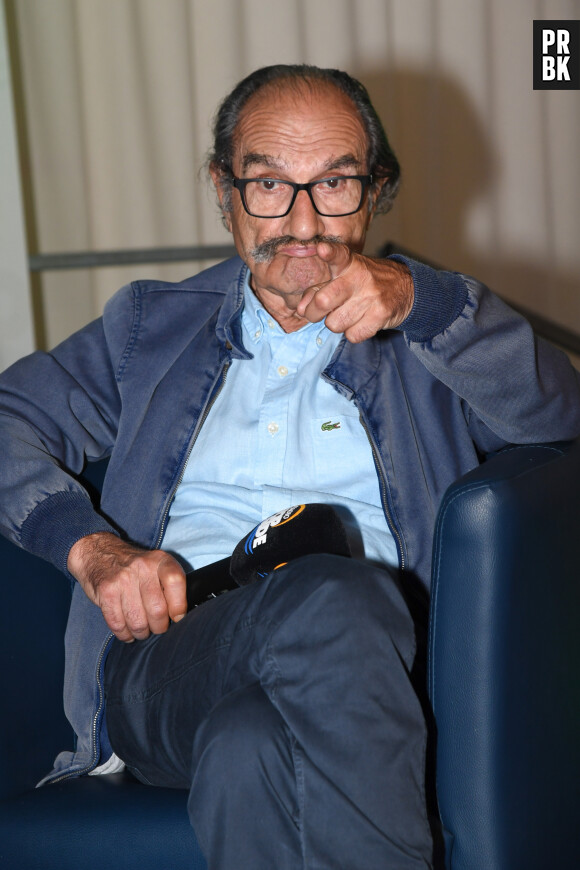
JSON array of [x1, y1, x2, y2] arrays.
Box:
[[429, 442, 580, 869]]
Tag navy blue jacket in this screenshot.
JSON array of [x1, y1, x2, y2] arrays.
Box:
[[1, 254, 579, 781]]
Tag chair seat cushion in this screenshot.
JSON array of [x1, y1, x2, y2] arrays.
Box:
[[0, 772, 206, 869]]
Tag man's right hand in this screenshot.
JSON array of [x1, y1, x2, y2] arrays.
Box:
[[67, 532, 187, 642]]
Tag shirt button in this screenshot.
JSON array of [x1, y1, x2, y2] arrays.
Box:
[[316, 336, 323, 347], [254, 329, 262, 339], [267, 422, 279, 435], [277, 365, 289, 378], [267, 318, 276, 329]]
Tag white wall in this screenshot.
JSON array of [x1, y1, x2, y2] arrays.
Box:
[[5, 0, 580, 350]]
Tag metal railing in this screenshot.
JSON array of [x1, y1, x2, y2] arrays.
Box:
[[28, 245, 238, 272]]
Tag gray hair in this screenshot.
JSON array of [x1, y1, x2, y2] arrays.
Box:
[[208, 64, 400, 216]]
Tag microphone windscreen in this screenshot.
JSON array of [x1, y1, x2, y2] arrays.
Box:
[[230, 503, 351, 586]]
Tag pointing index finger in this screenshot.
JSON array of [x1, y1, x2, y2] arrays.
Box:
[[296, 242, 353, 318]]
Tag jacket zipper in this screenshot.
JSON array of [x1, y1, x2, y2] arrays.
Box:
[[321, 366, 406, 570], [46, 632, 114, 784], [356, 402, 406, 572], [154, 358, 232, 549]]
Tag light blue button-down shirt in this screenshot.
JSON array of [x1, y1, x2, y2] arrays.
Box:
[[162, 274, 397, 570]]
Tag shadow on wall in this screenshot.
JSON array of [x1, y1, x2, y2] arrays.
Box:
[[355, 66, 580, 338]]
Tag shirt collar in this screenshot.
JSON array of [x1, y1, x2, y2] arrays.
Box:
[[241, 271, 332, 347]]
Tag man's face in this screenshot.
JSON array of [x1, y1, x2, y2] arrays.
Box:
[[212, 81, 376, 312]]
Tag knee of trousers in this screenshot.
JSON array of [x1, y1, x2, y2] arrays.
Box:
[[256, 553, 417, 670], [191, 682, 294, 789]]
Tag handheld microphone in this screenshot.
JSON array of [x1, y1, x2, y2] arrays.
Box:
[[230, 503, 351, 585], [185, 503, 351, 609]]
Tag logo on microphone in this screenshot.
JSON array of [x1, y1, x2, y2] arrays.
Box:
[[244, 505, 306, 553]]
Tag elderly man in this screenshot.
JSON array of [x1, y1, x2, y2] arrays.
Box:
[[1, 64, 579, 869]]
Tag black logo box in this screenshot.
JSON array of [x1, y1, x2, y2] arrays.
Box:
[[533, 20, 580, 89]]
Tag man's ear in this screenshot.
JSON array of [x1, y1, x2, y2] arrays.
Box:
[[366, 176, 388, 225], [209, 163, 233, 233]]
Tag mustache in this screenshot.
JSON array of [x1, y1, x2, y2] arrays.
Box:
[[249, 235, 342, 263]]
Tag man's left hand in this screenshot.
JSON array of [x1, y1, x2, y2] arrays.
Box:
[[296, 242, 414, 343]]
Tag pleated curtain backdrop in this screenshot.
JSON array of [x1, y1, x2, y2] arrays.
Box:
[[6, 0, 580, 350]]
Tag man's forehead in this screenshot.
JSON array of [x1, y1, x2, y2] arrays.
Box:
[[233, 80, 368, 170]]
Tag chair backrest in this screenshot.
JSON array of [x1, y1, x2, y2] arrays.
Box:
[[429, 442, 580, 870]]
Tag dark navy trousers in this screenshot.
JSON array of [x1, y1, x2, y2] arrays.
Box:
[[105, 555, 433, 869]]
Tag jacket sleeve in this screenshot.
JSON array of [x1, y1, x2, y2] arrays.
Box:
[[0, 286, 135, 574], [391, 255, 580, 450]]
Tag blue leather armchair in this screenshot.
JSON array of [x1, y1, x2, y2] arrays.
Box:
[[429, 441, 580, 869], [1, 442, 579, 869]]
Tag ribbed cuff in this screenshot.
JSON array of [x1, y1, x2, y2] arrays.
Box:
[[388, 254, 469, 343], [20, 490, 118, 578]]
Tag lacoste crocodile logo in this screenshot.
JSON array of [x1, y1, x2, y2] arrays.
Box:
[[321, 420, 341, 431]]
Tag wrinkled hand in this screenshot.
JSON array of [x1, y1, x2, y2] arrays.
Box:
[[67, 532, 187, 642], [296, 242, 415, 343]]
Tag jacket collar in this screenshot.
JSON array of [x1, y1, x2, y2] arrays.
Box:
[[323, 328, 394, 404], [214, 258, 253, 360]]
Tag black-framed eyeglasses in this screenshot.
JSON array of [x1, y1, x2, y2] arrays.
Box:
[[232, 174, 373, 218]]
